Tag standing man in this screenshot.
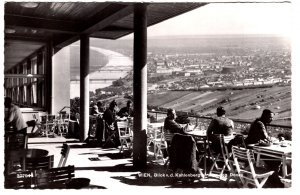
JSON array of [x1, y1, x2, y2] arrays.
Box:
[[4, 97, 27, 133]]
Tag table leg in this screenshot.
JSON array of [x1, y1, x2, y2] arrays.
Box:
[[204, 141, 207, 176], [282, 155, 287, 178], [256, 153, 261, 167]]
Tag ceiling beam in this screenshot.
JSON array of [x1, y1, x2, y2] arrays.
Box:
[[5, 14, 81, 34], [5, 34, 48, 43], [53, 4, 133, 49], [101, 25, 133, 31], [53, 34, 80, 51], [81, 4, 133, 34]]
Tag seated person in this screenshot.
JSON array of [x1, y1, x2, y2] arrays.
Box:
[[245, 109, 273, 145], [164, 108, 190, 135], [4, 97, 27, 133], [97, 101, 105, 113], [245, 109, 284, 187], [207, 106, 234, 154], [90, 105, 101, 116], [117, 100, 134, 118]]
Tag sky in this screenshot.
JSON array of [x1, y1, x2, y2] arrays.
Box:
[[123, 2, 294, 39]]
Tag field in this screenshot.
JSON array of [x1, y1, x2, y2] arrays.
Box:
[[147, 85, 291, 126]]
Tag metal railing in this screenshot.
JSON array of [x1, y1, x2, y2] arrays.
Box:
[[147, 110, 292, 139]]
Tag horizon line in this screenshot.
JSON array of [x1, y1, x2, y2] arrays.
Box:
[[120, 33, 290, 40]]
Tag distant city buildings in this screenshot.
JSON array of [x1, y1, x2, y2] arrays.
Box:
[[145, 46, 291, 92]]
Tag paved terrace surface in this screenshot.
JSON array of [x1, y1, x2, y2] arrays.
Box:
[[24, 136, 238, 190]]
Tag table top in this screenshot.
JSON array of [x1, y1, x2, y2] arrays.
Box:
[[252, 142, 292, 155], [8, 148, 49, 160], [186, 130, 206, 137], [148, 122, 164, 128]]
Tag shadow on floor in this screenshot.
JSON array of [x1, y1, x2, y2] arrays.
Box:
[[81, 184, 107, 189], [75, 162, 141, 172], [111, 170, 237, 188]]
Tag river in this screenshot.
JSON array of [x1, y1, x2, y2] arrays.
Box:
[[70, 46, 133, 98]]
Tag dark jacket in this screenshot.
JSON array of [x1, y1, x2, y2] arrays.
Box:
[[207, 116, 234, 137], [245, 118, 269, 145], [164, 117, 186, 134], [169, 134, 199, 173], [103, 108, 116, 126], [117, 106, 134, 118]]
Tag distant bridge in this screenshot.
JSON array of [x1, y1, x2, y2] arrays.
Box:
[[71, 79, 117, 83], [94, 67, 132, 72]]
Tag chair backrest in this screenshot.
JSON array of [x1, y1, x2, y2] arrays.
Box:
[[231, 146, 258, 186], [47, 115, 56, 123], [35, 165, 75, 188], [40, 115, 47, 123], [164, 132, 174, 143], [5, 165, 75, 189], [25, 155, 54, 171], [208, 134, 228, 157], [233, 134, 247, 148], [169, 133, 198, 172], [218, 134, 230, 159], [58, 143, 70, 167], [117, 120, 131, 137], [5, 131, 28, 151], [5, 170, 34, 189], [60, 113, 70, 120]]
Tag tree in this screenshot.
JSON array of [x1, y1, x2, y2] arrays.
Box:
[[112, 78, 124, 87]]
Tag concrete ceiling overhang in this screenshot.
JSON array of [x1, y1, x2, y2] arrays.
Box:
[[4, 2, 207, 72]]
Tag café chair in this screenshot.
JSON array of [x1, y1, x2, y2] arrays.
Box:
[[86, 116, 98, 144], [151, 126, 167, 162], [169, 133, 203, 182], [193, 135, 209, 176], [5, 165, 75, 189], [25, 155, 54, 171], [5, 130, 28, 151], [35, 165, 75, 189], [5, 131, 28, 174], [57, 113, 70, 136], [40, 115, 57, 137], [208, 134, 232, 179], [162, 132, 175, 167], [58, 143, 71, 167], [117, 120, 133, 153], [231, 146, 274, 188], [103, 121, 119, 148], [5, 170, 34, 189]]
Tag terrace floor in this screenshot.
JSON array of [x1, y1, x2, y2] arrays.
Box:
[[6, 135, 292, 192], [23, 136, 240, 190]]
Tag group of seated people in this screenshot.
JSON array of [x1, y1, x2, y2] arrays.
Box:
[[90, 99, 134, 147], [163, 106, 289, 187]]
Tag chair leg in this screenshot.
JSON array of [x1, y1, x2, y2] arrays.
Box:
[[208, 154, 220, 175]]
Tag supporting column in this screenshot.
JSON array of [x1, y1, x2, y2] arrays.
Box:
[[79, 35, 90, 142], [45, 41, 53, 114], [133, 3, 148, 168]]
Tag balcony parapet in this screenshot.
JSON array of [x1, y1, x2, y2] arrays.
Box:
[[147, 110, 291, 139]]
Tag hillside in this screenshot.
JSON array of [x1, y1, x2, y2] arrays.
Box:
[[147, 85, 291, 126]]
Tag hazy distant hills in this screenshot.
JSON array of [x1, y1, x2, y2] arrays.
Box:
[[69, 35, 290, 80]]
